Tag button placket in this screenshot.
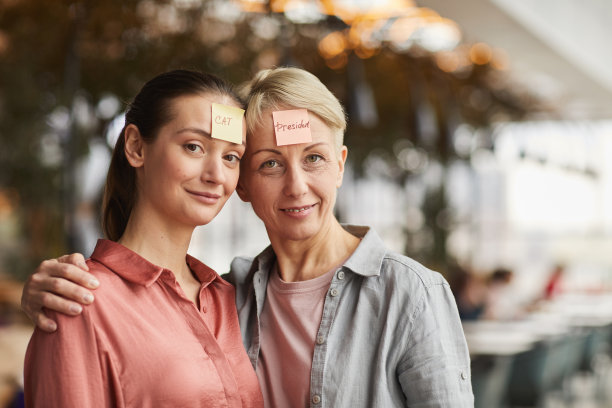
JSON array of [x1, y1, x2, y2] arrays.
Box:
[[310, 272, 344, 407]]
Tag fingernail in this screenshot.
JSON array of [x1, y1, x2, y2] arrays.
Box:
[[88, 279, 99, 288], [83, 294, 94, 303], [79, 262, 90, 271], [47, 322, 57, 331], [70, 304, 82, 314]]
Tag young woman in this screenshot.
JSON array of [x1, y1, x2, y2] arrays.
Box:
[[23, 70, 263, 407], [23, 67, 473, 407]]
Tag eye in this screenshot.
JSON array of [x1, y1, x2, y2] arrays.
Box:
[[224, 154, 241, 163], [260, 159, 278, 169], [305, 154, 323, 163], [184, 143, 202, 154]]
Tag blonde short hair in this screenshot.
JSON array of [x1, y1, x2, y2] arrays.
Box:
[[239, 67, 346, 151]]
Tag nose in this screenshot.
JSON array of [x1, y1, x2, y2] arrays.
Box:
[[283, 164, 308, 198], [201, 155, 226, 185]]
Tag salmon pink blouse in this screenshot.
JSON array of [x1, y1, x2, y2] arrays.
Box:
[[25, 239, 263, 408]]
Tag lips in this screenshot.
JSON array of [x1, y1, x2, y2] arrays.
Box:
[[186, 189, 221, 203], [281, 204, 316, 213]]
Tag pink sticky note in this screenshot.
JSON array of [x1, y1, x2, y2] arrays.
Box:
[[211, 103, 244, 144], [272, 109, 312, 146]]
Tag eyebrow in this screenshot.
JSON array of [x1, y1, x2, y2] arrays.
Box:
[[176, 127, 212, 139], [304, 142, 328, 151], [251, 142, 329, 156], [176, 127, 246, 145]]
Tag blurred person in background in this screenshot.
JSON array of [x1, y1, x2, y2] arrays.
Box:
[[21, 67, 473, 407], [23, 69, 263, 407], [542, 264, 565, 301], [481, 268, 525, 321], [449, 265, 487, 321]]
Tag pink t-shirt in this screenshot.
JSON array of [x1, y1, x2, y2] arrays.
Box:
[[256, 264, 337, 408]]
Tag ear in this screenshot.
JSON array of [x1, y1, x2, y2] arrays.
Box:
[[336, 145, 348, 188], [124, 124, 145, 168], [236, 176, 250, 203]]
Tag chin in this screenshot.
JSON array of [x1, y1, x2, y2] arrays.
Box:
[[189, 210, 221, 227], [276, 224, 320, 242]]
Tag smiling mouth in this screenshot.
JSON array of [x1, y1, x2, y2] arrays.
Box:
[[281, 204, 315, 213], [187, 190, 222, 200]]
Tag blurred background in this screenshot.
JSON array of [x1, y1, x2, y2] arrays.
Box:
[[1, 0, 612, 407]]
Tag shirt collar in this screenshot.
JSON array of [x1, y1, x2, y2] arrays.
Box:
[[251, 245, 277, 278], [341, 225, 387, 278], [91, 239, 227, 288], [250, 224, 387, 279]]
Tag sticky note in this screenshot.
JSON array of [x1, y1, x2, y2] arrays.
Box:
[[211, 103, 244, 144], [272, 109, 312, 146]]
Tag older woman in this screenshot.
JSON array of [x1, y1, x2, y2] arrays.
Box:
[[22, 67, 473, 407]]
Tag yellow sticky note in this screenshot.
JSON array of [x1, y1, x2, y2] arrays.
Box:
[[272, 109, 312, 146], [211, 103, 244, 144]]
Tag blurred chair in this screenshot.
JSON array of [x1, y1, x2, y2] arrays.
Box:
[[471, 354, 513, 408]]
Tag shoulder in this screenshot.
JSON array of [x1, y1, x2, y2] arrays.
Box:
[[345, 225, 448, 291], [77, 259, 139, 321], [226, 256, 256, 286], [84, 258, 127, 294], [380, 251, 449, 289], [226, 244, 275, 286], [362, 251, 453, 315]]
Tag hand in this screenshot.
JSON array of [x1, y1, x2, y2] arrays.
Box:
[[21, 253, 99, 332]]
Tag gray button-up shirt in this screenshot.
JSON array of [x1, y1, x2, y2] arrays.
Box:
[[226, 225, 474, 407]]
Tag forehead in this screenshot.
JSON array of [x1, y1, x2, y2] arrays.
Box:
[[169, 93, 239, 118], [249, 107, 333, 148], [164, 94, 246, 142]]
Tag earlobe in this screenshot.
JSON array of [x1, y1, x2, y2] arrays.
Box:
[[236, 178, 250, 203], [336, 146, 348, 188], [124, 124, 145, 168]]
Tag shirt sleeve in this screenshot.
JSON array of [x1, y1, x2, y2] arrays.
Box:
[[398, 281, 474, 407], [24, 309, 119, 408]]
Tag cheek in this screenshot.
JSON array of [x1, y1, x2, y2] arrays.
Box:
[[248, 179, 276, 209], [226, 168, 241, 190], [316, 171, 341, 200]]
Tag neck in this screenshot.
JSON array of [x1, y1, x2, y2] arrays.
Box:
[[269, 220, 360, 282], [118, 206, 194, 281]]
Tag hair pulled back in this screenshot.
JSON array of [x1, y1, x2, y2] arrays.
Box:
[[102, 69, 242, 241]]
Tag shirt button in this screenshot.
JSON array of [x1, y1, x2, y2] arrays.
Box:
[[330, 288, 339, 297], [337, 271, 345, 280], [312, 395, 321, 404], [461, 371, 468, 380], [316, 336, 325, 345]]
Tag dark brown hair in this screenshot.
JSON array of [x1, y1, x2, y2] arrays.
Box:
[[102, 69, 242, 241]]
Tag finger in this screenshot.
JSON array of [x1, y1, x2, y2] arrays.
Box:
[[57, 253, 89, 271], [40, 292, 86, 315], [34, 312, 58, 332], [42, 277, 95, 305], [45, 262, 99, 290]]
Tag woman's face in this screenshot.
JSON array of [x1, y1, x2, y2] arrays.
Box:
[[238, 108, 347, 242], [134, 94, 246, 228]]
